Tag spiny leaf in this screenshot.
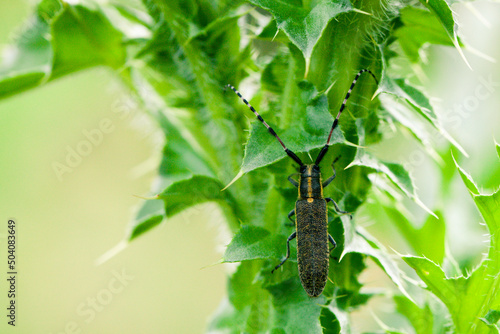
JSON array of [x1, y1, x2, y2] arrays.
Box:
[[418, 0, 470, 68], [403, 256, 465, 314], [380, 76, 466, 156], [453, 154, 479, 195], [206, 297, 251, 333], [341, 213, 412, 300], [129, 214, 164, 241], [481, 309, 500, 326], [186, 12, 243, 44], [348, 150, 435, 217], [394, 6, 456, 63], [98, 198, 165, 263], [0, 72, 47, 98], [348, 118, 435, 216], [383, 205, 445, 264], [127, 198, 165, 241], [157, 175, 237, 218], [378, 93, 441, 163], [248, 0, 353, 60], [0, 0, 126, 98], [0, 0, 58, 98], [156, 111, 215, 182], [404, 156, 500, 333], [394, 295, 434, 334], [50, 4, 125, 78], [228, 261, 262, 310], [223, 225, 290, 262], [325, 300, 349, 334], [266, 277, 325, 333], [208, 261, 273, 332]]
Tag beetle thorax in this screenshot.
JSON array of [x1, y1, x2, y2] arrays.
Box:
[[298, 164, 323, 200]]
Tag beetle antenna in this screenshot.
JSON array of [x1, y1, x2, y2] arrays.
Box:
[[226, 84, 304, 166], [315, 69, 378, 165]]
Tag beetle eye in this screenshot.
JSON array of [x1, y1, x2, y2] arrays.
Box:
[[313, 165, 320, 171]]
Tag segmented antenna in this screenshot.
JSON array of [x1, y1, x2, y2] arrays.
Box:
[[226, 84, 304, 166], [315, 69, 378, 165]]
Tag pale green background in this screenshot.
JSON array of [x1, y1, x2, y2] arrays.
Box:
[[0, 1, 499, 333], [0, 1, 226, 333]]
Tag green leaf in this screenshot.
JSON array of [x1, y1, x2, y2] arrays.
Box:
[[266, 278, 325, 333], [206, 297, 251, 333], [50, 4, 126, 78], [481, 309, 500, 326], [223, 225, 289, 262], [256, 19, 291, 44], [128, 214, 164, 241], [453, 154, 479, 195], [383, 206, 445, 264], [355, 231, 412, 301], [348, 149, 434, 217], [403, 256, 465, 311], [0, 0, 126, 98], [248, 0, 352, 60], [209, 261, 273, 333], [210, 261, 324, 333], [97, 196, 166, 263], [228, 261, 261, 310], [495, 140, 500, 161], [385, 78, 436, 129], [325, 300, 349, 334], [306, 3, 384, 93], [394, 6, 455, 63], [186, 12, 243, 44], [380, 76, 466, 156], [404, 156, 500, 333], [394, 295, 434, 334], [320, 306, 342, 334], [0, 0, 58, 98], [156, 111, 215, 182], [158, 175, 237, 218], [262, 46, 305, 94], [417, 0, 470, 68], [348, 118, 435, 216], [378, 93, 439, 163], [110, 2, 153, 28], [127, 198, 165, 241], [341, 211, 411, 300], [0, 72, 47, 98]]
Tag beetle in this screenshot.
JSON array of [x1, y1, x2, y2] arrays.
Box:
[[226, 69, 378, 297]]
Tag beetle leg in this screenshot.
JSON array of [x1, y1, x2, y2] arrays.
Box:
[[288, 173, 299, 187], [322, 168, 336, 188], [328, 234, 337, 252], [322, 156, 340, 188], [285, 209, 295, 227], [271, 231, 296, 273], [325, 197, 352, 219]]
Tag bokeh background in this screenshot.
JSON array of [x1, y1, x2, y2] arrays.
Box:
[[0, 1, 499, 333]]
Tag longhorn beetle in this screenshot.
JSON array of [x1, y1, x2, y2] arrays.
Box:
[[226, 69, 378, 297]]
